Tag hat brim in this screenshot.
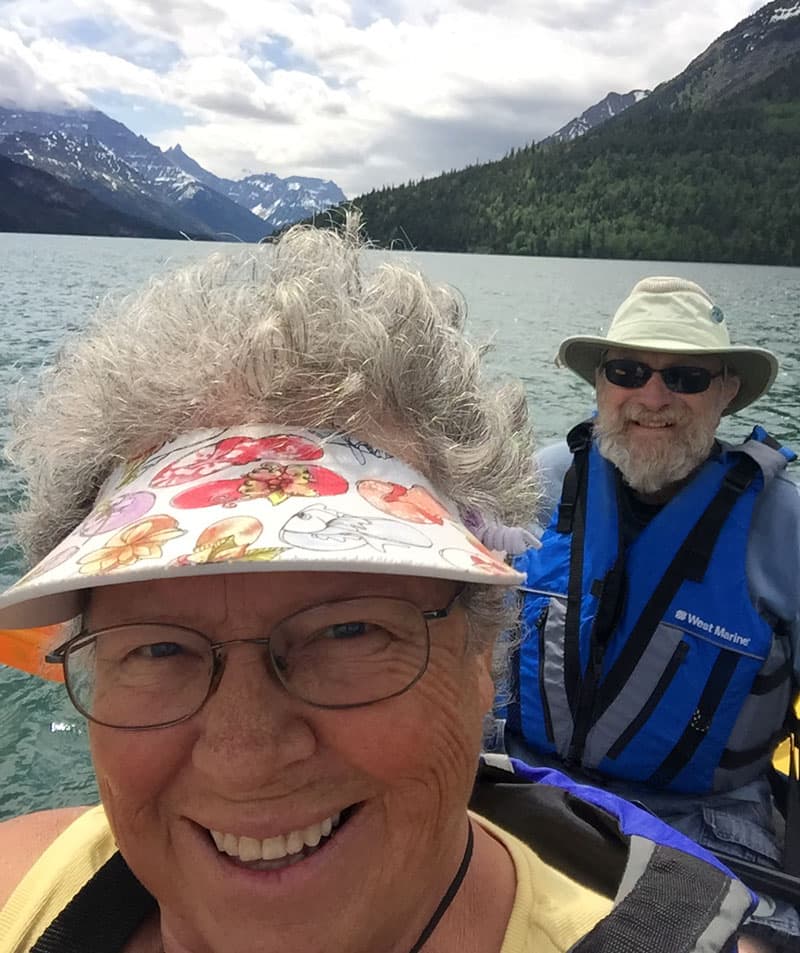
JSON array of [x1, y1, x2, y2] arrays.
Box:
[[0, 427, 523, 674], [557, 336, 778, 416]]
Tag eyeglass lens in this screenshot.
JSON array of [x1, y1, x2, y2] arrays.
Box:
[[63, 597, 432, 728], [603, 358, 717, 394]]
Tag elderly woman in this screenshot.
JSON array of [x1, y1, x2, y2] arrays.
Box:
[[0, 221, 753, 953]]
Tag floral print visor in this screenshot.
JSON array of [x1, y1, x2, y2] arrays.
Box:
[[0, 426, 522, 678]]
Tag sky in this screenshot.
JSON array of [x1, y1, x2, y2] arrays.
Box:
[[0, 0, 765, 197]]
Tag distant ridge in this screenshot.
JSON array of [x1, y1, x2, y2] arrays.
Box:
[[165, 145, 347, 231], [0, 155, 176, 238], [540, 90, 650, 145], [0, 106, 346, 241]]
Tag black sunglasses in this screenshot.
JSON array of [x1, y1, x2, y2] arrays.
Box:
[[602, 358, 723, 395]]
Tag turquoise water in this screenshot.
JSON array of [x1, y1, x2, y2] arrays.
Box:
[[1, 233, 799, 818]]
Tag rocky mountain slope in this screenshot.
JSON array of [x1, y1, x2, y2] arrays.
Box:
[[164, 145, 346, 230], [540, 90, 650, 145], [0, 155, 175, 238], [0, 130, 215, 238]]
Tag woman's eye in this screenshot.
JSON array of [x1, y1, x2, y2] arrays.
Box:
[[135, 641, 185, 659], [327, 621, 369, 639]]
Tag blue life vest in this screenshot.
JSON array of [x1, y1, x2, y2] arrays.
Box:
[[507, 423, 795, 795]]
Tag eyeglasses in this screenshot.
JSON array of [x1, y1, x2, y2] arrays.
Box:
[[602, 358, 723, 395], [45, 592, 462, 730]]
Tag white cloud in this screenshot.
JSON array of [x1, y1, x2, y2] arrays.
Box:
[[0, 28, 87, 108], [27, 36, 166, 100], [0, 1, 765, 195]]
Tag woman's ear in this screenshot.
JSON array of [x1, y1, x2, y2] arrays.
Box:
[[476, 643, 497, 716]]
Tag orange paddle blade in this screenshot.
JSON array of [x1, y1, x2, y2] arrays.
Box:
[[0, 625, 66, 682]]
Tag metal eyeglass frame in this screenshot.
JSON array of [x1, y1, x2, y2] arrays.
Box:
[[45, 587, 465, 730]]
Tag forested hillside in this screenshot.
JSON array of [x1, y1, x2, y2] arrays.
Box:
[[347, 56, 799, 266], [0, 155, 175, 239]]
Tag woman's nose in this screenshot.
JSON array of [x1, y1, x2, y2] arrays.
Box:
[[191, 642, 317, 792]]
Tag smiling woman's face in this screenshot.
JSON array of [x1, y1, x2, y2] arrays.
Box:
[[87, 571, 495, 953]]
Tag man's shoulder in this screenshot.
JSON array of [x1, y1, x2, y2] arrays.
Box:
[[533, 441, 572, 522], [755, 468, 800, 514], [534, 441, 572, 477]]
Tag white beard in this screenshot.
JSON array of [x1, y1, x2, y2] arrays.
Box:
[[594, 403, 718, 496]]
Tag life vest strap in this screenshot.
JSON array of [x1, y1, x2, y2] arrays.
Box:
[[30, 851, 155, 953], [750, 656, 793, 696], [561, 422, 595, 717], [718, 728, 788, 771], [556, 420, 593, 534], [648, 650, 741, 787]]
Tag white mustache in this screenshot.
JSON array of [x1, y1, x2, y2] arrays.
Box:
[[622, 407, 688, 428]]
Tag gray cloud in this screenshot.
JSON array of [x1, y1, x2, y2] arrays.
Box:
[[0, 33, 84, 110], [189, 89, 297, 123]]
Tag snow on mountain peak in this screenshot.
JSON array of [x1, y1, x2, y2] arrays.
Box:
[[770, 3, 800, 23]]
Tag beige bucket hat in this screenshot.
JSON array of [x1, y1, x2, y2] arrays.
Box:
[[557, 277, 779, 415]]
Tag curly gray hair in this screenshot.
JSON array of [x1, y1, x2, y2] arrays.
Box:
[[8, 215, 536, 653]]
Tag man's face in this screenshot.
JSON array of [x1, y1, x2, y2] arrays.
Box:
[[594, 348, 740, 497]]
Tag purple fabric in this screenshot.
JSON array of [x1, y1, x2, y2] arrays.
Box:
[[508, 757, 753, 887]]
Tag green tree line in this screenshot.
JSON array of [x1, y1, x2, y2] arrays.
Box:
[[338, 58, 800, 266]]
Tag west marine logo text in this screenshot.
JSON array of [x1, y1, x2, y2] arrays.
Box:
[[673, 609, 752, 648]]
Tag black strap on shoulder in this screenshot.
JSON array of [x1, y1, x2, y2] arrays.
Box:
[[561, 423, 593, 717], [755, 430, 783, 453], [594, 454, 760, 720], [30, 851, 155, 953], [556, 420, 593, 534], [680, 454, 760, 582]]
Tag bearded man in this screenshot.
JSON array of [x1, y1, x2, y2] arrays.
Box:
[[505, 277, 800, 953]]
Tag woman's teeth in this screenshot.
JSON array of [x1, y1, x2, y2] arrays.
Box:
[[209, 812, 342, 866]]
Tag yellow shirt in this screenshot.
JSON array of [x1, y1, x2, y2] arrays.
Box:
[[1, 808, 612, 953], [1, 805, 116, 953], [476, 817, 613, 953]]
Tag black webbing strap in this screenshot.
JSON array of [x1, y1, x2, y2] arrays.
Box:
[[648, 649, 741, 788], [757, 431, 784, 452], [718, 728, 789, 771], [782, 705, 800, 877], [749, 656, 793, 695], [567, 467, 629, 764], [31, 851, 155, 953], [556, 420, 593, 534], [594, 454, 760, 720], [560, 422, 593, 717]]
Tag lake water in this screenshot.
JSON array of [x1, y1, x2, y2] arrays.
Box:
[[1, 232, 799, 819]]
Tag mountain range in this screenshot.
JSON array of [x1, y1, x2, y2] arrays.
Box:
[[0, 107, 346, 241], [337, 0, 800, 266]]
